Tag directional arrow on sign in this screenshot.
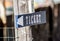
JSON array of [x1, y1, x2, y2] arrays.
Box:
[[17, 16, 24, 26]]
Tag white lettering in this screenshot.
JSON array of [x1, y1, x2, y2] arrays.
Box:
[[31, 15, 34, 24], [26, 16, 28, 24], [38, 14, 41, 23]]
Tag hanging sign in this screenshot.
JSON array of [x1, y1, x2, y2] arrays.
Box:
[[15, 11, 46, 28]]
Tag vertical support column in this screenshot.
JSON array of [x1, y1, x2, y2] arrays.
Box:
[[13, 0, 34, 41]]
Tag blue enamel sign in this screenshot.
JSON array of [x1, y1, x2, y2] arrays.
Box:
[[15, 11, 46, 28]]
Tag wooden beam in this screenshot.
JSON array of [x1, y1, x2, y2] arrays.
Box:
[[13, 0, 34, 41]]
